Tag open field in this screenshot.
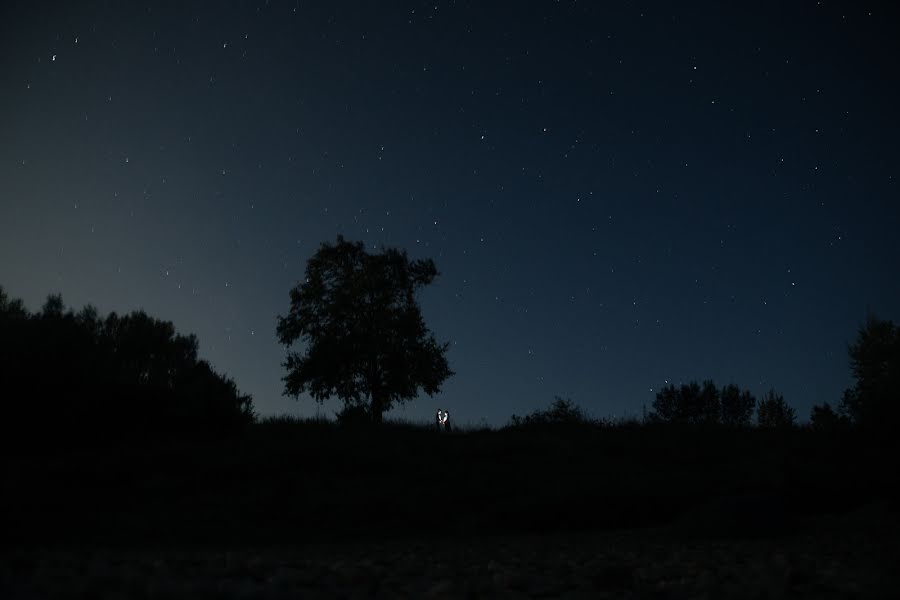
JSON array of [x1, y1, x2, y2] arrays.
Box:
[[2, 421, 897, 597]]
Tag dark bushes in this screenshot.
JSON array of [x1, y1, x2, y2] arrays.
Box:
[[0, 286, 254, 448], [508, 396, 595, 429]]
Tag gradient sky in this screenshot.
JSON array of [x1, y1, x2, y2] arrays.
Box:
[[2, 1, 898, 426]]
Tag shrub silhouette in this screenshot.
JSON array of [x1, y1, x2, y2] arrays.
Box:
[[0, 286, 254, 443], [276, 236, 453, 423], [839, 314, 899, 430], [756, 389, 795, 428], [509, 396, 594, 428], [335, 402, 372, 425]]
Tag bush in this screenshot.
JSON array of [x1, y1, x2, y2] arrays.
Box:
[[508, 396, 595, 428], [335, 403, 373, 425]]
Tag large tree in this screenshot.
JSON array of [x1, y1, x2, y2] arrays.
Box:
[[839, 314, 900, 428], [276, 236, 454, 423]]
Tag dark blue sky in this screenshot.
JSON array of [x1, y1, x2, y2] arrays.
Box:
[[2, 1, 898, 426]]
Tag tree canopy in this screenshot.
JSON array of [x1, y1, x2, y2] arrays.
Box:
[[649, 380, 756, 426], [276, 236, 453, 423], [0, 286, 254, 443], [809, 401, 849, 432], [756, 389, 796, 428], [839, 314, 899, 429]]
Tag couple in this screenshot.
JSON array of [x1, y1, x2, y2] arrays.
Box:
[[435, 409, 452, 432]]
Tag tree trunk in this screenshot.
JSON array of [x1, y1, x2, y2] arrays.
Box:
[[370, 392, 384, 424], [368, 359, 385, 424]]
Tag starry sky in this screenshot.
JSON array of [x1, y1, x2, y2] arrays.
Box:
[[2, 1, 899, 426]]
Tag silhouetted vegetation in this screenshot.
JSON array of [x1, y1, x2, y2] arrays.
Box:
[[838, 314, 899, 431], [3, 413, 896, 548], [649, 380, 756, 426], [276, 236, 453, 423], [809, 402, 850, 432], [720, 383, 757, 426], [0, 285, 254, 447], [335, 402, 375, 425], [757, 389, 796, 428], [508, 396, 595, 428], [1, 280, 897, 556]]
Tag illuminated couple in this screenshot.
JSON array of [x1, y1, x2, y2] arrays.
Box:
[[435, 408, 451, 432]]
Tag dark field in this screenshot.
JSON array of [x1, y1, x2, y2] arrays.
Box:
[[2, 421, 898, 597]]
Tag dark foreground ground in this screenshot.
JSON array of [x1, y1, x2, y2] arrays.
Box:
[[2, 512, 898, 599], [1, 421, 898, 597], [2, 510, 899, 599]]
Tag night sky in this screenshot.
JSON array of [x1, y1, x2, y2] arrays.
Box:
[[2, 1, 898, 427]]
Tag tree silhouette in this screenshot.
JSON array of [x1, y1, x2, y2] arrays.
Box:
[[0, 286, 254, 442], [172, 359, 255, 430], [720, 383, 756, 427], [651, 380, 756, 425], [650, 383, 681, 423], [41, 293, 65, 318], [0, 286, 27, 320], [839, 314, 899, 429], [809, 402, 849, 432], [699, 379, 721, 424], [650, 380, 720, 424], [757, 389, 795, 428], [276, 236, 453, 423], [678, 382, 704, 423]]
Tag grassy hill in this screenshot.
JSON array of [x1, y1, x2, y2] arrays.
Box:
[[2, 418, 894, 547]]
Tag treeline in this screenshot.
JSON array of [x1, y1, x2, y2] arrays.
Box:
[[507, 392, 796, 430], [0, 286, 254, 444], [649, 383, 794, 428], [508, 314, 898, 434], [2, 282, 896, 442]]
